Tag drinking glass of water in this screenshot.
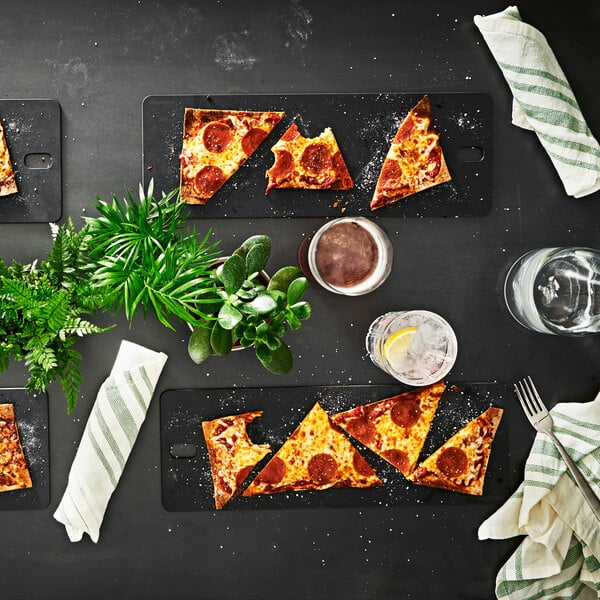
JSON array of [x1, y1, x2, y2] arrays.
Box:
[[365, 310, 458, 386], [504, 247, 600, 335]]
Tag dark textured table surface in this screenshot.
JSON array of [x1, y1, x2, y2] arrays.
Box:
[[2, 1, 600, 599]]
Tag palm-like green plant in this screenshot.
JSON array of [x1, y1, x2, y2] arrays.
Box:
[[85, 181, 222, 329]]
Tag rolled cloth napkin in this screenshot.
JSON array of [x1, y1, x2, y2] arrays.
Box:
[[54, 340, 168, 543], [474, 6, 600, 198], [478, 390, 600, 599]]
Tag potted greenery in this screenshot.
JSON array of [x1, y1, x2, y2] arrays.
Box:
[[187, 234, 312, 374], [84, 181, 222, 329], [0, 219, 111, 413]]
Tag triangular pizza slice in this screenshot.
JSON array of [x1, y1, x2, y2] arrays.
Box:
[[265, 123, 354, 193], [180, 108, 284, 204], [331, 381, 446, 478], [370, 95, 451, 210], [0, 121, 17, 197], [0, 404, 33, 492], [409, 406, 503, 495], [202, 411, 271, 509], [242, 402, 382, 496]]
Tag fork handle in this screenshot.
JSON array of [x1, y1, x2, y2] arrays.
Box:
[[548, 430, 600, 521]]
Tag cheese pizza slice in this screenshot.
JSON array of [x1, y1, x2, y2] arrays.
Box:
[[371, 95, 451, 210], [242, 402, 382, 496], [0, 121, 17, 197], [202, 411, 271, 509], [409, 406, 503, 495], [180, 108, 284, 204], [0, 404, 33, 492], [331, 381, 446, 478], [265, 123, 354, 193]]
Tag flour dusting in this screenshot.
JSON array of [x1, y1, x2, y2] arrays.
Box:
[[214, 32, 259, 71]]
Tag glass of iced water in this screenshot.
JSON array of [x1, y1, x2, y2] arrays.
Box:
[[365, 310, 458, 386], [504, 247, 600, 335]]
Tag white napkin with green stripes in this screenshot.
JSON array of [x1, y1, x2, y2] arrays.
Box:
[[478, 391, 600, 599], [474, 6, 600, 198], [53, 340, 168, 543]]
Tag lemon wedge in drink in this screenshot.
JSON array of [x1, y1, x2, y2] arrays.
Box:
[[383, 327, 417, 366]]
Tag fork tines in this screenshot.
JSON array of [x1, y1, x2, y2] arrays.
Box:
[[514, 376, 544, 417]]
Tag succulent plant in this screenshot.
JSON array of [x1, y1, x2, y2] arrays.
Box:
[[187, 235, 311, 374]]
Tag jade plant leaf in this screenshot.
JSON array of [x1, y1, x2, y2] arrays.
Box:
[[188, 326, 212, 364], [210, 322, 233, 355], [257, 341, 293, 374], [221, 254, 245, 295], [242, 293, 277, 315], [287, 277, 308, 305], [245, 243, 270, 275], [268, 266, 303, 294], [218, 302, 243, 330]]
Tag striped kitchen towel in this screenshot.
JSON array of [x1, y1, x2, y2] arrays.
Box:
[[478, 389, 600, 599], [474, 6, 600, 198], [54, 340, 168, 543]]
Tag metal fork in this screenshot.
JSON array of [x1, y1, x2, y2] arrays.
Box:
[[515, 376, 600, 521]]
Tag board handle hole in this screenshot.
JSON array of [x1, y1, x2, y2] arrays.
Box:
[[456, 146, 484, 162], [169, 443, 198, 459], [24, 153, 53, 169]]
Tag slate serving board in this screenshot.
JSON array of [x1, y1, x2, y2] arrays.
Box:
[[160, 382, 510, 512], [0, 99, 62, 223], [142, 92, 492, 218], [0, 389, 50, 510]]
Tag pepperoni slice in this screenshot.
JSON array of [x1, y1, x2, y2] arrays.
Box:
[[436, 447, 468, 477], [281, 123, 300, 142], [235, 465, 254, 488], [390, 398, 422, 428], [307, 453, 338, 484], [269, 149, 295, 181], [394, 115, 416, 143], [203, 122, 233, 153], [345, 416, 377, 445], [194, 165, 226, 197], [426, 146, 442, 179], [242, 127, 268, 156], [379, 159, 402, 187], [382, 449, 409, 473], [301, 143, 332, 174], [256, 456, 286, 485], [331, 151, 353, 189], [352, 451, 374, 477]]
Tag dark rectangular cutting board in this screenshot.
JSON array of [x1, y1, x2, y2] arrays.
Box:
[[142, 93, 492, 218], [0, 389, 50, 510], [160, 382, 511, 511], [0, 99, 62, 222]]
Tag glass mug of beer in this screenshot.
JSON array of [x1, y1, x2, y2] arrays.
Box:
[[298, 217, 393, 296]]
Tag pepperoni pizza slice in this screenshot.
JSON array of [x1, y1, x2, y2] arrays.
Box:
[[242, 402, 382, 497], [202, 411, 271, 509], [265, 123, 354, 193], [330, 381, 446, 478], [371, 95, 451, 211], [0, 121, 18, 197], [0, 404, 33, 492], [179, 108, 284, 204], [409, 406, 503, 495]]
